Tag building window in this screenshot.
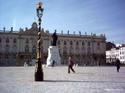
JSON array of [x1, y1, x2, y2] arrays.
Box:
[[70, 41, 73, 45], [26, 38, 29, 43], [0, 38, 1, 43], [82, 47, 85, 54], [13, 54, 16, 59], [82, 41, 84, 46], [64, 41, 67, 45], [120, 52, 121, 54], [88, 42, 90, 46], [97, 42, 100, 46], [13, 38, 17, 43], [5, 54, 9, 59], [32, 45, 36, 53], [58, 40, 60, 45], [88, 47, 91, 53], [76, 41, 79, 46], [63, 47, 67, 54], [25, 45, 29, 52], [82, 46, 84, 50], [0, 44, 2, 48], [6, 38, 9, 43], [76, 47, 79, 53], [97, 42, 100, 50], [5, 45, 10, 52], [69, 46, 73, 54], [13, 45, 17, 53]]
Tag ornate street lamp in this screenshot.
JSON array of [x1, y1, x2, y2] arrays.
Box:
[[35, 2, 44, 81]]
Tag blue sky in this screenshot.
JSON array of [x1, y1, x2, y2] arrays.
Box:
[[0, 0, 125, 44]]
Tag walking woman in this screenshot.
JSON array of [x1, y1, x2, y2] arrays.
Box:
[[68, 56, 75, 73], [116, 58, 121, 72]]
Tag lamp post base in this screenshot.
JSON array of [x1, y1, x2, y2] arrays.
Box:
[[35, 68, 44, 81]]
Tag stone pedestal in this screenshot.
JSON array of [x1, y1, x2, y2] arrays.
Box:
[[46, 46, 61, 66]]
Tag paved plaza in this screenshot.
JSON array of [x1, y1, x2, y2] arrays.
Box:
[[0, 66, 125, 93]]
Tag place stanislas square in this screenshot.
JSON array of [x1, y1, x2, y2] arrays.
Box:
[[0, 2, 125, 93], [0, 66, 125, 93]]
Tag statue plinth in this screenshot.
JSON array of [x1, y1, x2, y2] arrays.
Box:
[[46, 46, 61, 66]]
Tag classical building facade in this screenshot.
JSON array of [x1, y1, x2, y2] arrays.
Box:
[[106, 44, 125, 64], [0, 22, 106, 66]]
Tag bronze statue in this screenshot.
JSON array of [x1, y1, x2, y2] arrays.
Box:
[[52, 30, 58, 46]]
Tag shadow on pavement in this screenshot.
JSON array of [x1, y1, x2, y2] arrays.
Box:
[[43, 80, 125, 83]]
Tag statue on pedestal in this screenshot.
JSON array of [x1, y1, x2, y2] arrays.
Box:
[[46, 30, 61, 66], [52, 30, 58, 46]]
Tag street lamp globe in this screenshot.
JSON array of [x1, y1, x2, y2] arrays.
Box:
[[36, 2, 44, 19]]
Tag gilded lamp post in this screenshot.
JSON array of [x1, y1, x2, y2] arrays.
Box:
[[35, 2, 44, 81]]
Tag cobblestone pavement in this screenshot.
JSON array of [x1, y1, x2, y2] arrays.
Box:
[[0, 66, 125, 93]]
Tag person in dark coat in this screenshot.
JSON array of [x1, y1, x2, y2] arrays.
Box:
[[116, 58, 121, 72], [52, 60, 55, 67], [68, 56, 75, 73]]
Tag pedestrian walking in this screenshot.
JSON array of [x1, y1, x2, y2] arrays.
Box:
[[68, 56, 75, 73], [116, 58, 121, 72], [52, 60, 55, 67]]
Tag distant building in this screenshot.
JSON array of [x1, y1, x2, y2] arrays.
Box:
[[0, 22, 106, 66], [106, 44, 125, 64]]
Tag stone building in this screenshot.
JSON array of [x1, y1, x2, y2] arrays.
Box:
[[0, 22, 106, 66], [106, 44, 125, 64]]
